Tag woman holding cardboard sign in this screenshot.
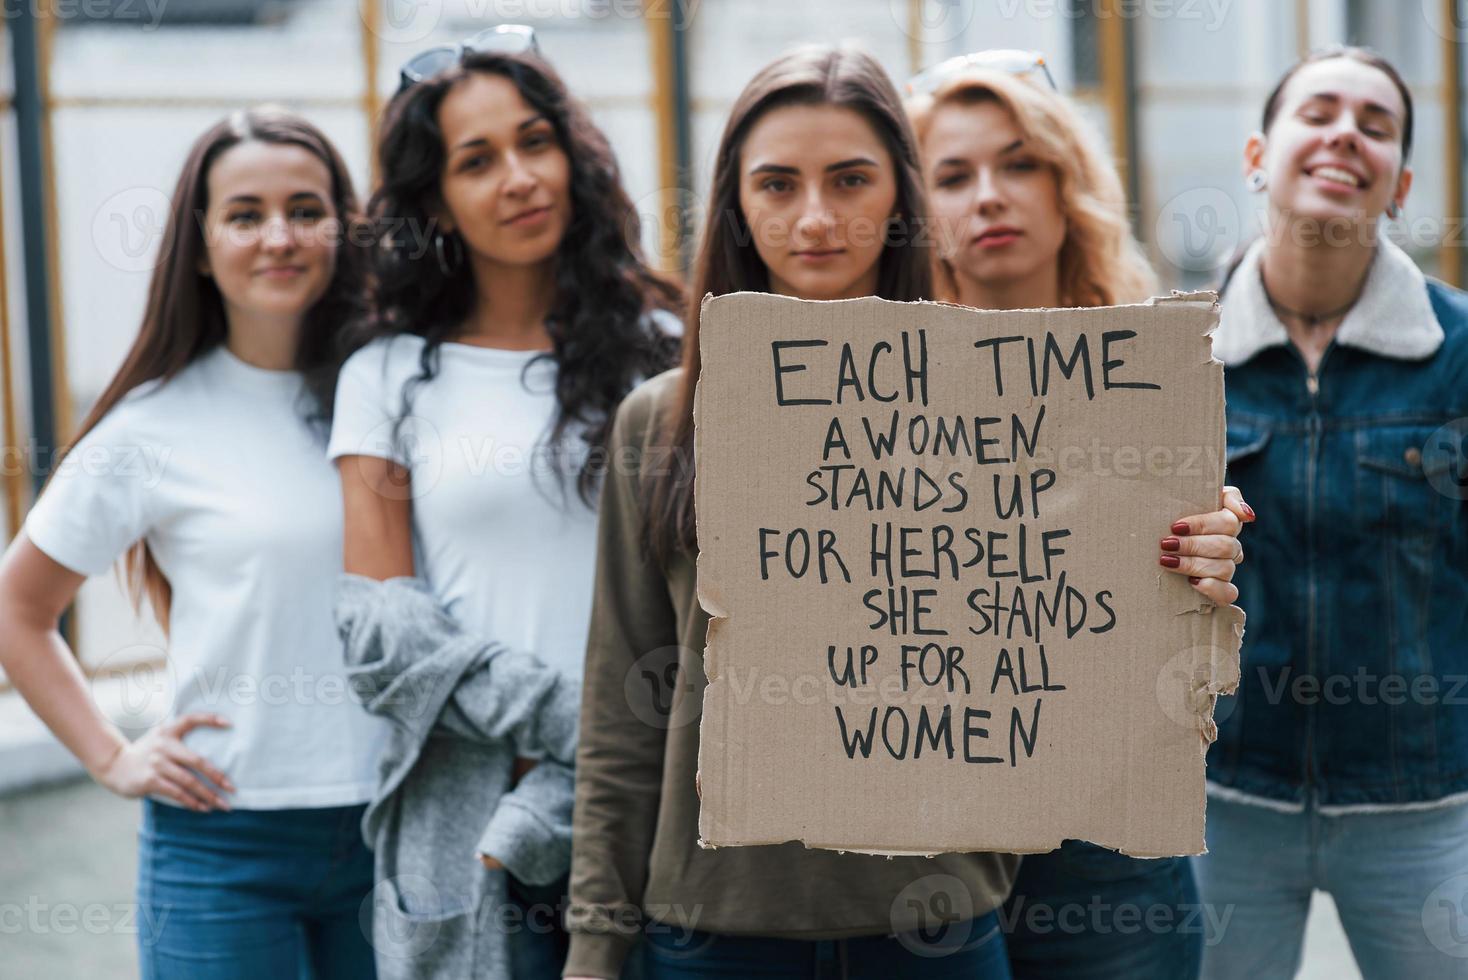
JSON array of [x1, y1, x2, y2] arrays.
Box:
[[565, 43, 1249, 980], [1199, 48, 1468, 977], [904, 53, 1253, 980]]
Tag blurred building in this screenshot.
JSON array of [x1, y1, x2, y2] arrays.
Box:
[[0, 0, 1461, 762]]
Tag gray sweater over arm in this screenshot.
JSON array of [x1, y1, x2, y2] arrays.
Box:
[[337, 573, 580, 980]]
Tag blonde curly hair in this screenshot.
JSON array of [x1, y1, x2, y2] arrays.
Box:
[[906, 69, 1157, 307]]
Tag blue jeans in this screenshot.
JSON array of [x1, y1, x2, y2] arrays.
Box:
[[136, 799, 377, 980], [1002, 842, 1202, 979], [640, 911, 1010, 979], [1196, 794, 1468, 979], [506, 871, 570, 978]]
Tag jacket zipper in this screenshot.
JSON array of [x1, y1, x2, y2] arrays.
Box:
[[1300, 347, 1330, 801]]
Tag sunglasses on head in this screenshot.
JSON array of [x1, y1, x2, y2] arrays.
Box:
[[905, 49, 1057, 97], [397, 24, 540, 94]]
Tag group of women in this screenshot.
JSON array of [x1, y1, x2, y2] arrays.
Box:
[[0, 24, 1462, 980]]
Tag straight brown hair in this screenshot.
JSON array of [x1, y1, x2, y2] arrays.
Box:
[[644, 43, 932, 562], [55, 107, 366, 629]]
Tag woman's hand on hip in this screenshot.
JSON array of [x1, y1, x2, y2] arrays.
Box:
[[95, 713, 234, 812]]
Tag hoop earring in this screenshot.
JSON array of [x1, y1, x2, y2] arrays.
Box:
[[1386, 201, 1403, 220], [434, 232, 463, 276], [1246, 170, 1267, 192]]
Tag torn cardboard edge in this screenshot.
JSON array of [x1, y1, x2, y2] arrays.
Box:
[[693, 291, 1244, 859]]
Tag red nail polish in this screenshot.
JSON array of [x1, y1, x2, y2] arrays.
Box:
[[1159, 554, 1181, 568], [1161, 537, 1181, 552], [1188, 577, 1201, 585], [1241, 502, 1257, 522], [1171, 521, 1190, 535]]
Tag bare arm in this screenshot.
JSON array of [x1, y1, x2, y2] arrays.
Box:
[[338, 453, 530, 871], [337, 454, 415, 580], [0, 534, 231, 810]]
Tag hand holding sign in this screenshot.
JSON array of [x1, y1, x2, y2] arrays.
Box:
[[693, 291, 1245, 858]]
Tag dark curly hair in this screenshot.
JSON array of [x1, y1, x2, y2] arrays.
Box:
[[345, 49, 683, 506]]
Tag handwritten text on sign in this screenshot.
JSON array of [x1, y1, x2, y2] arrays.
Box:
[[695, 292, 1242, 857]]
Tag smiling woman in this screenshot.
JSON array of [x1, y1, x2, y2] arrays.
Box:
[[0, 107, 387, 980], [327, 39, 683, 980], [1198, 47, 1468, 978]]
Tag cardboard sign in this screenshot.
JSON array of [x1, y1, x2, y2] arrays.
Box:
[[694, 292, 1244, 858]]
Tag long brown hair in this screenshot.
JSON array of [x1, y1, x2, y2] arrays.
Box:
[[905, 69, 1156, 307], [58, 106, 367, 629], [645, 43, 932, 561]]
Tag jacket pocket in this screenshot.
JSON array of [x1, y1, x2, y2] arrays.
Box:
[[369, 874, 480, 980], [1355, 426, 1448, 542]]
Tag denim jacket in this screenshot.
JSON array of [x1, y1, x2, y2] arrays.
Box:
[[1206, 236, 1468, 813]]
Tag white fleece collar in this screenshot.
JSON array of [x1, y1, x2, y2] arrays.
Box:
[[1214, 235, 1444, 367]]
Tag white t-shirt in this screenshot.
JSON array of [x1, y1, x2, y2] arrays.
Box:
[[24, 346, 390, 810], [327, 318, 678, 680]]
